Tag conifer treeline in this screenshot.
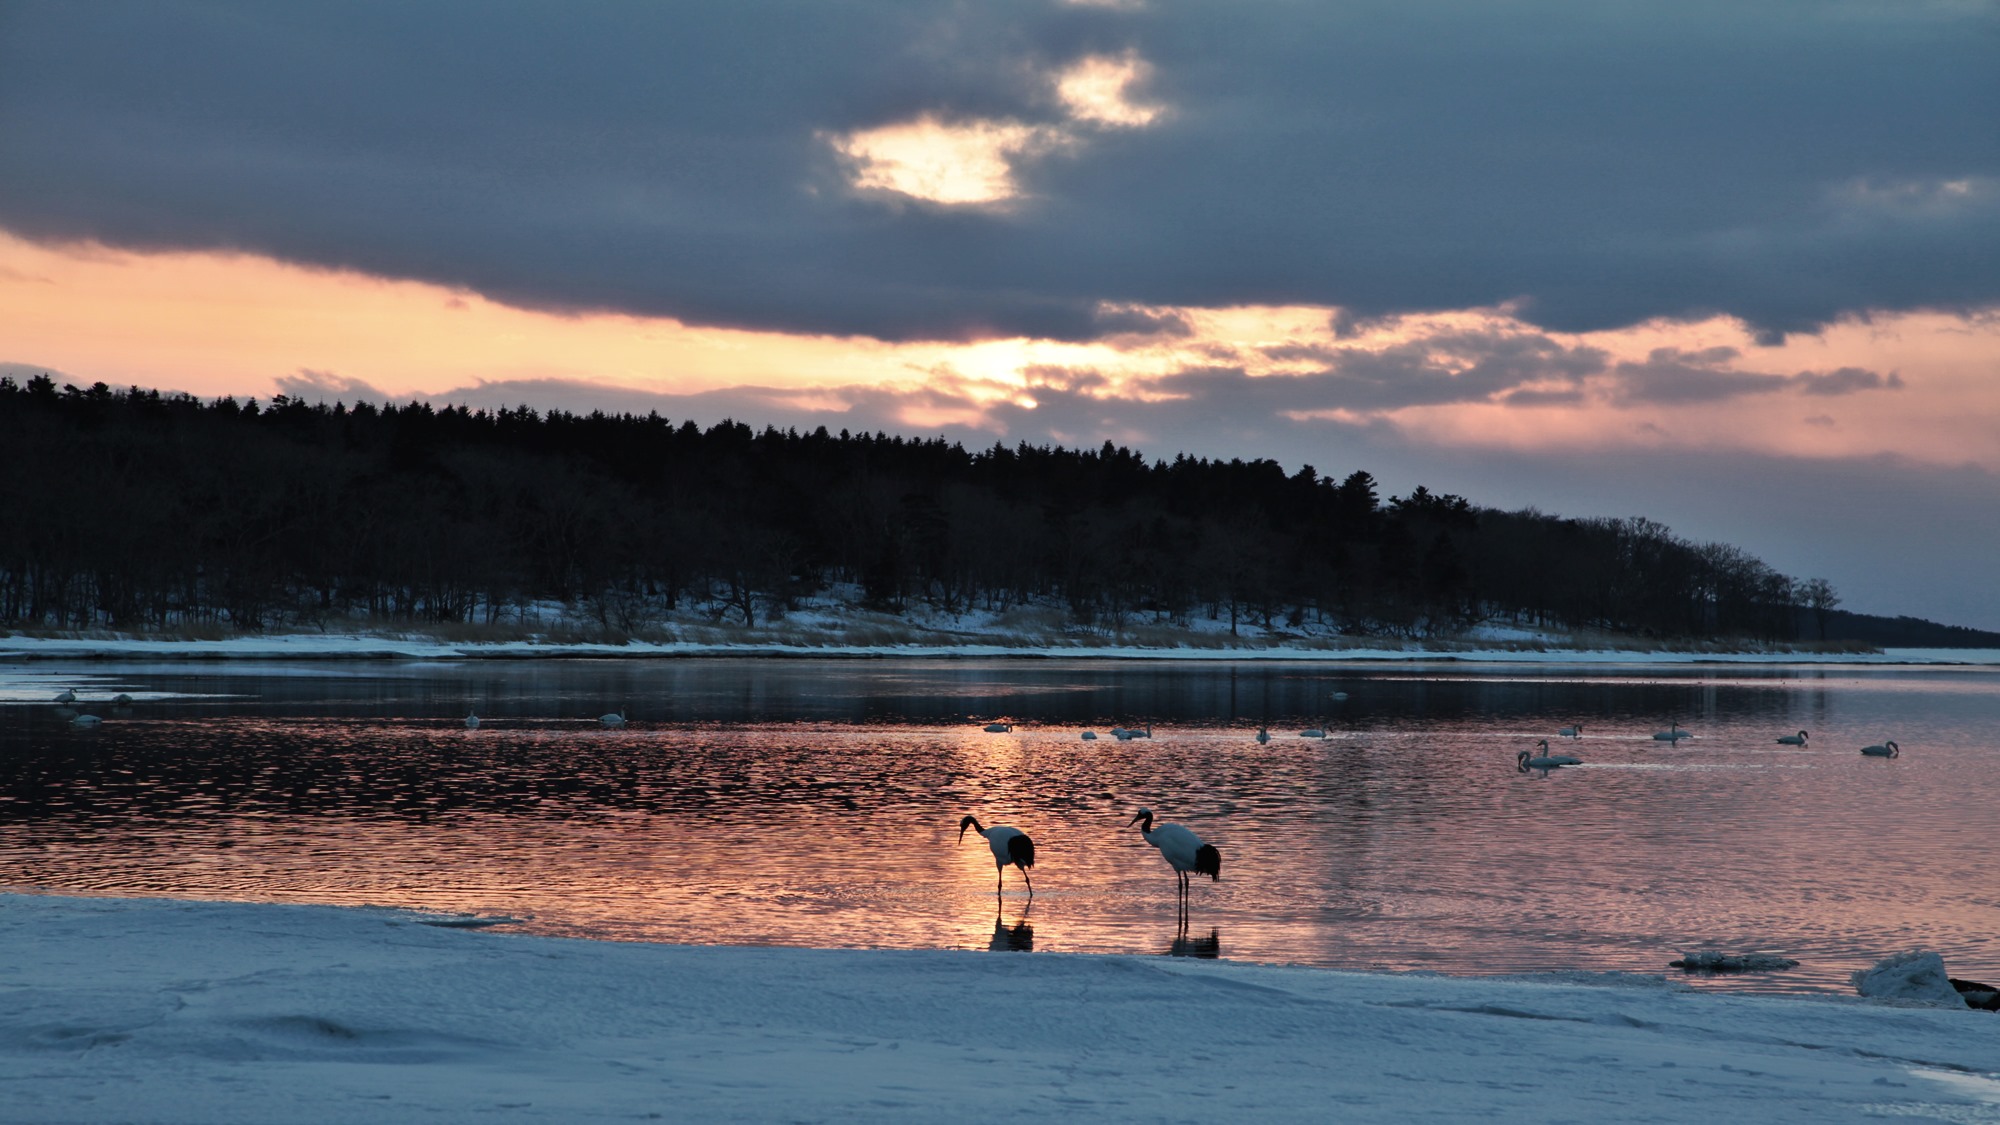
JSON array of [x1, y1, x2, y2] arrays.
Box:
[[0, 376, 1831, 639]]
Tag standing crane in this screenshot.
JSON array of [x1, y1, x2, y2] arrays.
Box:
[[958, 815, 1035, 896], [1128, 808, 1220, 917]]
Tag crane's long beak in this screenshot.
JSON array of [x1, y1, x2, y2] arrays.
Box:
[[957, 824, 968, 844]]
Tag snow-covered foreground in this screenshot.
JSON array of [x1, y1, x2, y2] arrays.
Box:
[[4, 895, 1996, 1123]]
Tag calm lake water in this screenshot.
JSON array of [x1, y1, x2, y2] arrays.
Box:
[[3, 657, 1995, 995]]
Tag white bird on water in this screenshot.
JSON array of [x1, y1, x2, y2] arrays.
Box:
[[1517, 740, 1579, 774], [1080, 731, 1098, 741], [1112, 724, 1153, 740], [958, 815, 1035, 896], [1775, 730, 1808, 746], [1299, 727, 1326, 739], [1861, 740, 1901, 758], [1255, 726, 1270, 744], [71, 713, 103, 728], [1653, 722, 1692, 742], [464, 713, 480, 729], [983, 722, 1014, 733], [1129, 808, 1221, 910], [1558, 724, 1584, 740], [53, 689, 76, 704], [599, 708, 627, 727]]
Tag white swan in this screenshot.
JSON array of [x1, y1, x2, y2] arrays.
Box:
[[71, 713, 103, 728], [1860, 740, 1900, 758], [983, 722, 1014, 733], [53, 689, 76, 704], [1080, 731, 1098, 741], [599, 708, 627, 727], [1517, 741, 1577, 774], [1255, 726, 1270, 744], [465, 713, 481, 729], [1775, 730, 1808, 746], [1558, 724, 1584, 740], [1527, 738, 1581, 766], [1653, 722, 1692, 742], [1299, 727, 1326, 739]]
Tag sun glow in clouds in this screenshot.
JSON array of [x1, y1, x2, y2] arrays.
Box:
[[1055, 52, 1163, 128], [828, 51, 1167, 207], [4, 233, 1998, 473], [830, 116, 1068, 206]]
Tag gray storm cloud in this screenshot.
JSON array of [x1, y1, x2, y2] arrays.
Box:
[[1, 1, 1995, 343]]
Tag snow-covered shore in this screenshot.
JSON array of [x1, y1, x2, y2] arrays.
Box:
[[3, 894, 1996, 1123], [3, 630, 1996, 665]]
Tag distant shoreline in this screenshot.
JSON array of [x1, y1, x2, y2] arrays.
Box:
[[5, 630, 1998, 665]]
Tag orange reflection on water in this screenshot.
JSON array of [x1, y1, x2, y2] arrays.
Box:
[[3, 661, 1997, 997]]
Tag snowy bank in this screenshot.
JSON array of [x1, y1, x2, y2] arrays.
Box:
[[4, 894, 1998, 1123]]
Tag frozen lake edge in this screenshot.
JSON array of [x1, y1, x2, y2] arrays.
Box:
[[3, 892, 1997, 1123]]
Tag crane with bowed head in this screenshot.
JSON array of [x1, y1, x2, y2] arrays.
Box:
[[958, 815, 1035, 896]]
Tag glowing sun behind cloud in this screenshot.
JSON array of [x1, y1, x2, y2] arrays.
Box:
[[826, 49, 1167, 207], [829, 116, 1067, 206], [1055, 52, 1163, 128]]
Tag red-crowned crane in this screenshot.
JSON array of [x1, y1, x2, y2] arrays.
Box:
[[1129, 808, 1220, 915], [958, 815, 1035, 896]]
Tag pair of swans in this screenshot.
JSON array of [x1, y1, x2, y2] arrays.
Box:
[[1518, 739, 1582, 774]]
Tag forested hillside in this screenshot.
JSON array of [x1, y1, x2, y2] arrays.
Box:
[[1, 376, 1838, 642]]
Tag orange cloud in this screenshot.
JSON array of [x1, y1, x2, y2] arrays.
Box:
[[4, 231, 1997, 472]]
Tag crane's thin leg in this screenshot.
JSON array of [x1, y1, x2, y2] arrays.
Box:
[[1022, 867, 1033, 897]]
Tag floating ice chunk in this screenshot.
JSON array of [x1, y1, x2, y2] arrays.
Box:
[[1852, 951, 1965, 1007], [1670, 950, 1799, 972]]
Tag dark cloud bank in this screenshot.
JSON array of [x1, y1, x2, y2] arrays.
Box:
[[4, 1, 1997, 342]]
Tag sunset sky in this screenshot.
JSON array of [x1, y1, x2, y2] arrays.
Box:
[[3, 2, 1997, 628]]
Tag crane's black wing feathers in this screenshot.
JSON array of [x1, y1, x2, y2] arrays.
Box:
[[1007, 833, 1036, 870], [1194, 843, 1221, 881]]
